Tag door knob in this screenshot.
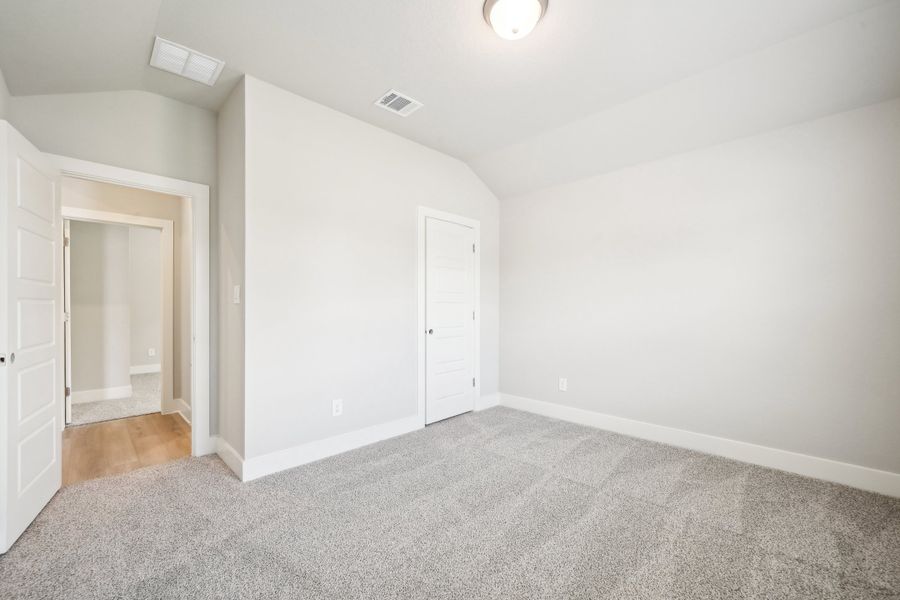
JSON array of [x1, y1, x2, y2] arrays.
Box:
[[427, 329, 433, 335]]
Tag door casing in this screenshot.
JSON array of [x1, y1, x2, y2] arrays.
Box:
[[416, 207, 481, 427]]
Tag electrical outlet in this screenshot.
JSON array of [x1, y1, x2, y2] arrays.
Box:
[[558, 377, 568, 392], [148, 348, 156, 357], [332, 398, 343, 417]]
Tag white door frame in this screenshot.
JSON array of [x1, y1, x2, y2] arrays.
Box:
[[48, 154, 213, 456], [62, 208, 176, 421], [416, 207, 481, 427]]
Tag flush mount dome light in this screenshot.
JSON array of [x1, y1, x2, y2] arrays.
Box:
[[484, 0, 548, 40]]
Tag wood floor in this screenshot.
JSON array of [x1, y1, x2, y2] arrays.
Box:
[[62, 412, 191, 486]]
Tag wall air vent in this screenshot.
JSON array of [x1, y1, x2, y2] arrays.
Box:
[[149, 36, 225, 86], [374, 89, 423, 117]]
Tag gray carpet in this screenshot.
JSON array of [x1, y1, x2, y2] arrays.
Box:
[[2, 407, 898, 599], [70, 374, 162, 426]]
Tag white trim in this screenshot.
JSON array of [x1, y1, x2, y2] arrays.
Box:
[[162, 397, 192, 425], [49, 154, 212, 457], [215, 437, 244, 480], [500, 393, 900, 498], [417, 206, 481, 427], [130, 364, 161, 375], [71, 385, 133, 404], [476, 393, 500, 411], [239, 415, 423, 482]]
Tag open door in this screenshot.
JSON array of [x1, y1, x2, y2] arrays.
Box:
[[0, 121, 63, 554]]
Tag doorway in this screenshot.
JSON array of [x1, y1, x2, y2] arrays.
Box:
[[59, 181, 190, 485], [417, 208, 481, 425], [64, 218, 170, 427]]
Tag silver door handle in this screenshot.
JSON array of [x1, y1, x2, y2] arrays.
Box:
[[0, 353, 10, 365], [427, 329, 433, 335]]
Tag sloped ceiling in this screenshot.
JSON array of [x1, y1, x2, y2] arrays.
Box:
[[0, 0, 897, 198]]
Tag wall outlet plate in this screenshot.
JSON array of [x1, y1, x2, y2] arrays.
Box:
[[558, 377, 568, 392], [332, 398, 343, 417], [148, 348, 156, 357]]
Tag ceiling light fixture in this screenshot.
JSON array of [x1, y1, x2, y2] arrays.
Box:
[[483, 0, 548, 41]]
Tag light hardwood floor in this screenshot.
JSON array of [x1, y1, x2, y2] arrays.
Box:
[[62, 412, 191, 486]]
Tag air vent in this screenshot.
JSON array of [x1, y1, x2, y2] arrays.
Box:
[[149, 36, 225, 86], [374, 89, 423, 117]]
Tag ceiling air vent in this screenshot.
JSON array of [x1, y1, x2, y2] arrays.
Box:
[[149, 36, 225, 86], [374, 89, 423, 117]]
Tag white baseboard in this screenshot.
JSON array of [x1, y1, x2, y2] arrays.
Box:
[[476, 393, 500, 411], [239, 415, 423, 482], [215, 437, 244, 480], [500, 393, 900, 498], [71, 385, 132, 404], [162, 397, 191, 425], [130, 364, 161, 375]]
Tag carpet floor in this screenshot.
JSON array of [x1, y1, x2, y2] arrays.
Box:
[[1, 407, 898, 599], [70, 374, 162, 426]]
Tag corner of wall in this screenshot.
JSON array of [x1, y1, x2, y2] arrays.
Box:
[[0, 65, 11, 121], [215, 77, 247, 460]]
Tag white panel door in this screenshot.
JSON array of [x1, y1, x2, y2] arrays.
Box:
[[0, 122, 62, 554], [425, 217, 475, 424]]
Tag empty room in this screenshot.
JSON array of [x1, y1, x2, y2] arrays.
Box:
[[0, 1, 898, 599]]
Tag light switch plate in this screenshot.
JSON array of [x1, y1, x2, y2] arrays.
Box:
[[558, 377, 568, 392], [233, 285, 241, 305]]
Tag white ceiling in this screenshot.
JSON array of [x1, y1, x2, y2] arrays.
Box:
[[0, 0, 897, 196]]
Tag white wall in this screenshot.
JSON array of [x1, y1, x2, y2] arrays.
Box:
[[8, 89, 218, 430], [216, 80, 246, 456], [70, 221, 131, 394], [241, 76, 499, 459], [128, 226, 162, 371], [8, 90, 215, 186], [500, 98, 900, 475]]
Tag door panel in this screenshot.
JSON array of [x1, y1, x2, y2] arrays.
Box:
[[425, 217, 475, 424], [1, 122, 62, 554]]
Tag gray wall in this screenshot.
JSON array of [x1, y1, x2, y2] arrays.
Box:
[[0, 66, 9, 120], [216, 79, 246, 455], [70, 221, 131, 393], [242, 76, 500, 459], [8, 89, 219, 430], [129, 227, 162, 370], [500, 98, 900, 474]]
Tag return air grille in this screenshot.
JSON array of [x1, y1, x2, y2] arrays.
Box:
[[374, 89, 423, 117], [149, 36, 225, 86]]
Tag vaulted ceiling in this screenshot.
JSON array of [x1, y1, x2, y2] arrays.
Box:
[[1, 0, 898, 197]]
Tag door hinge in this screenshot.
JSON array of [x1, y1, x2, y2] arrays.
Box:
[[65, 386, 71, 397], [472, 377, 476, 387], [472, 243, 475, 253], [472, 311, 475, 320], [64, 236, 70, 248]]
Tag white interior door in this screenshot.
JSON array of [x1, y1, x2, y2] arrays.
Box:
[[0, 122, 62, 554], [425, 217, 476, 424]]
